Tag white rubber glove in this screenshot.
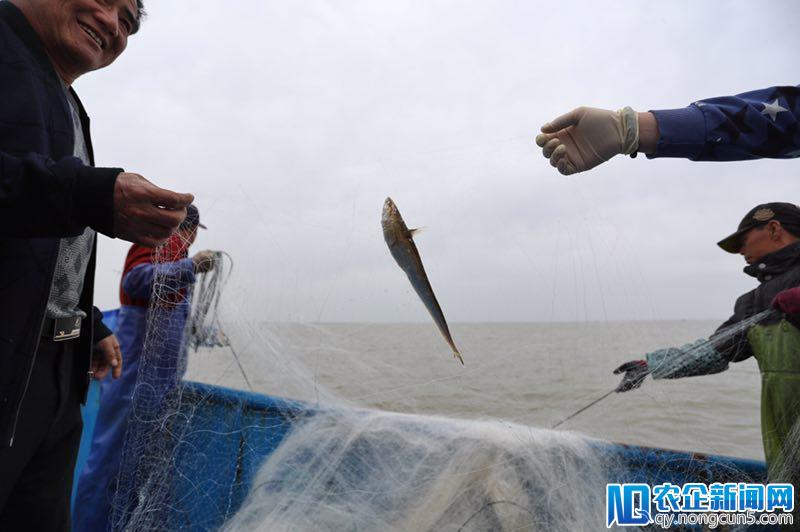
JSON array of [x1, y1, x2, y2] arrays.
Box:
[[535, 107, 639, 175]]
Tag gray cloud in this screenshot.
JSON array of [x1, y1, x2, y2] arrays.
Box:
[[83, 0, 800, 322]]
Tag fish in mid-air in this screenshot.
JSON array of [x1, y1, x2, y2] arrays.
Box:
[[381, 197, 463, 365]]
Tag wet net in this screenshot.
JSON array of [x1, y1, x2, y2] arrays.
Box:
[[99, 233, 795, 531]]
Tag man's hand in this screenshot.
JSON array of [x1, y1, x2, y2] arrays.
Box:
[[92, 334, 122, 380], [772, 287, 800, 315], [192, 250, 217, 274], [535, 107, 642, 175], [613, 359, 649, 392], [114, 173, 194, 247]]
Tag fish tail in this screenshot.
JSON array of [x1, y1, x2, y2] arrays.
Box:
[[453, 350, 464, 365]]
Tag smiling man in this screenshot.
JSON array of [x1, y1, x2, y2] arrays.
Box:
[[0, 1, 193, 530], [19, 0, 140, 84], [615, 202, 800, 489]]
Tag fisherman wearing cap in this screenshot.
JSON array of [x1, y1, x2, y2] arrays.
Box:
[[73, 204, 218, 532], [615, 202, 800, 486]]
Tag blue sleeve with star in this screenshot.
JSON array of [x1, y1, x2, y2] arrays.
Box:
[[648, 85, 800, 161]]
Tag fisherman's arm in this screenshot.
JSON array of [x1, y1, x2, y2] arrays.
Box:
[[537, 85, 800, 175], [613, 312, 751, 392], [92, 306, 113, 342], [650, 85, 800, 161], [646, 338, 732, 380], [90, 307, 122, 380], [0, 152, 119, 237], [0, 150, 193, 246], [614, 287, 800, 386], [614, 339, 731, 392], [122, 260, 197, 299]]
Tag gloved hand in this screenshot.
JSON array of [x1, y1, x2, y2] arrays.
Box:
[[613, 359, 649, 392], [192, 250, 217, 273], [535, 107, 639, 175], [772, 287, 800, 315]]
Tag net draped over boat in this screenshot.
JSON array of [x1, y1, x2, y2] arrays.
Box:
[[105, 234, 791, 531]]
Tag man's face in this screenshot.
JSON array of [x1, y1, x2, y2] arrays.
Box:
[[32, 0, 139, 80], [739, 223, 780, 264]]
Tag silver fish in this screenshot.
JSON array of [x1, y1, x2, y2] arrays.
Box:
[[381, 197, 463, 364]]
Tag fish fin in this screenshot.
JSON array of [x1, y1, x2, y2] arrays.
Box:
[[409, 227, 426, 237]]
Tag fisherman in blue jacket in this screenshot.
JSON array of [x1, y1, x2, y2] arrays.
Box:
[[535, 85, 800, 173], [73, 205, 216, 532], [0, 1, 194, 530]]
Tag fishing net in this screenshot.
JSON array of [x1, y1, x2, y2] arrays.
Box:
[[93, 226, 798, 532], [222, 411, 613, 531], [186, 252, 233, 353], [108, 243, 238, 530]]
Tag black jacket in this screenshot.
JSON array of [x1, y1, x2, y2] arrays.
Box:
[[0, 2, 120, 446], [714, 241, 800, 362]]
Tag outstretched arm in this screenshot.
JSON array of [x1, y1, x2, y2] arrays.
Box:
[[613, 340, 730, 393], [537, 85, 800, 175]]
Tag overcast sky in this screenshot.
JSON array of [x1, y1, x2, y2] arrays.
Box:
[[79, 0, 799, 322]]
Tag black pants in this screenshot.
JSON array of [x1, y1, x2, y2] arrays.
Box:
[[0, 340, 83, 532]]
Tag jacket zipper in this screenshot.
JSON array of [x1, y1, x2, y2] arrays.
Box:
[[8, 240, 61, 447]]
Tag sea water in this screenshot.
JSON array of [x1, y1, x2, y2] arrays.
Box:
[[186, 319, 763, 461]]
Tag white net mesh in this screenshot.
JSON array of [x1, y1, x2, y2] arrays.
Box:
[[223, 411, 612, 531], [99, 228, 793, 531], [110, 242, 206, 530]]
